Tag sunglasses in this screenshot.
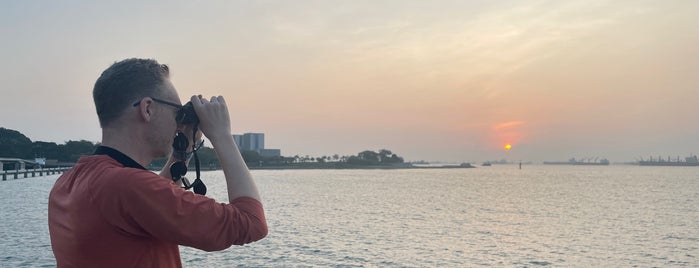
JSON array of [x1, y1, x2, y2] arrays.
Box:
[[132, 97, 182, 109], [132, 97, 190, 123]]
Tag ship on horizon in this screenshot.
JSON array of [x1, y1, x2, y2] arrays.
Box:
[[543, 157, 609, 166], [638, 155, 699, 166]]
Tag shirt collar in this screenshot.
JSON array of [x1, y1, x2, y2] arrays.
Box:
[[93, 146, 147, 170]]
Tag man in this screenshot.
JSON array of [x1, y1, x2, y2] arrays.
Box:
[[48, 58, 268, 267]]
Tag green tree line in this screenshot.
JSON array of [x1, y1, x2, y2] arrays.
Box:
[[346, 149, 404, 165], [1, 127, 97, 163]]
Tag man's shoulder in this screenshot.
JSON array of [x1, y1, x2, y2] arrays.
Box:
[[76, 156, 175, 203], [73, 154, 124, 170], [100, 163, 162, 183], [73, 155, 164, 185]]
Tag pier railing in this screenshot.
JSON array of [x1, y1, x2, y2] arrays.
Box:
[[1, 167, 71, 181]]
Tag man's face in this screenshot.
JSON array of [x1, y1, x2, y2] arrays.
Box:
[[148, 80, 183, 158]]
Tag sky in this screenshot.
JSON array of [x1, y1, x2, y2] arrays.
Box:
[[1, 0, 698, 163]]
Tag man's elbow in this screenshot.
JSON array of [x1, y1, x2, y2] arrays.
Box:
[[253, 220, 268, 242], [204, 218, 268, 251], [233, 218, 268, 246], [200, 225, 267, 251]]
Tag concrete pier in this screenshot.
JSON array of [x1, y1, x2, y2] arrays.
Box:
[[1, 167, 70, 181], [0, 158, 71, 181]]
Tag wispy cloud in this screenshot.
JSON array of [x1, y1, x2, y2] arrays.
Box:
[[494, 121, 525, 131]]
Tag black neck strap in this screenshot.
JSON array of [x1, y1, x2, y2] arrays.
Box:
[[94, 146, 147, 170]]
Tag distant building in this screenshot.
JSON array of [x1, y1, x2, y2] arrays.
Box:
[[232, 132, 281, 157], [35, 158, 46, 165], [244, 133, 265, 152], [233, 133, 264, 151]]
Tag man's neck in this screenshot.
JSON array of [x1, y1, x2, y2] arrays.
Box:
[[100, 128, 153, 168]]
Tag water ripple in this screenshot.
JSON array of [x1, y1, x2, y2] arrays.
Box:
[[3, 167, 699, 267]]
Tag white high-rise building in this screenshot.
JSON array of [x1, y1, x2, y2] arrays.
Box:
[[242, 133, 264, 151], [231, 132, 281, 157]]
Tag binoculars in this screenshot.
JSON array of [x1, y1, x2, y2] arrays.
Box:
[[176, 101, 199, 125]]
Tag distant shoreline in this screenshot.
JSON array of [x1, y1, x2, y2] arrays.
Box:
[[247, 164, 476, 170], [148, 163, 476, 171]]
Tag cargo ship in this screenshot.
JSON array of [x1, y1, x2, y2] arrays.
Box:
[[638, 155, 699, 166], [543, 157, 609, 166]]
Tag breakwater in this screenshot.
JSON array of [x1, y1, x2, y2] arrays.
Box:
[[1, 167, 70, 181]]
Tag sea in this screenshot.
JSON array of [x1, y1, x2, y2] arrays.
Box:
[[1, 165, 698, 267]]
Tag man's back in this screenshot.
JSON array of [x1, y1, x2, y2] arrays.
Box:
[[48, 152, 267, 267], [49, 155, 182, 267]]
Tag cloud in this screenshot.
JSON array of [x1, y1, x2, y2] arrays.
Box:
[[494, 121, 525, 131]]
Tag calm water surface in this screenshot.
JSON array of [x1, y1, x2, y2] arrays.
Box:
[[1, 165, 698, 267]]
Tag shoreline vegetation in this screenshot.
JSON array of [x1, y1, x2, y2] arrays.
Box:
[[1, 127, 476, 171], [149, 149, 476, 171], [149, 162, 476, 171], [249, 162, 476, 170]]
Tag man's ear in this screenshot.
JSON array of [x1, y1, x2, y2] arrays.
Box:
[[136, 98, 154, 122]]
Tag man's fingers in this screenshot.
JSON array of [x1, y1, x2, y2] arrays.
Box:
[[191, 95, 226, 113], [190, 95, 201, 106]]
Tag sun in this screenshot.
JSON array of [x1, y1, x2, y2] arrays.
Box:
[[504, 144, 512, 151]]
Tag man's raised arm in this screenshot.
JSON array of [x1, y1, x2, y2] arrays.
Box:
[[191, 95, 261, 202]]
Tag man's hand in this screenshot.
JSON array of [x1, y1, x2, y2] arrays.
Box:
[[190, 95, 231, 143]]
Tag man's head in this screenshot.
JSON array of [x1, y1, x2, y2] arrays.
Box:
[[93, 58, 182, 158], [93, 58, 174, 128]]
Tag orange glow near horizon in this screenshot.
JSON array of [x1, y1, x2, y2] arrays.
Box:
[[493, 121, 523, 152]]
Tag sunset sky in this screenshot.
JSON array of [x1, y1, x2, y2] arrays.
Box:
[[2, 1, 698, 163]]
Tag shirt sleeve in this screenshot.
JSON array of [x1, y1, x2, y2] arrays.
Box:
[[96, 168, 268, 251]]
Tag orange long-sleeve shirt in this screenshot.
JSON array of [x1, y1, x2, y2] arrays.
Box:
[[48, 147, 267, 268]]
